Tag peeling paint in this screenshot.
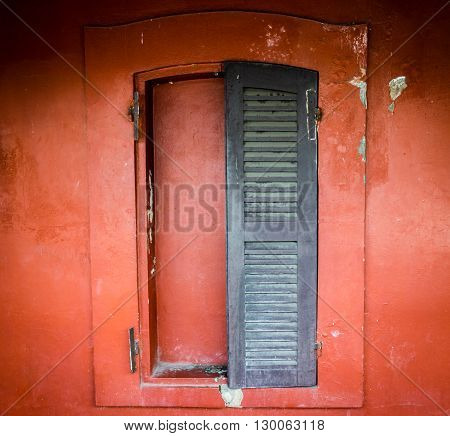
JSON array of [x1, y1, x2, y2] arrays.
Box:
[[214, 375, 226, 382], [349, 78, 367, 109], [219, 385, 243, 408], [388, 76, 407, 112], [358, 135, 366, 162]]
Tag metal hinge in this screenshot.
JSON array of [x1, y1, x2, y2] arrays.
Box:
[[314, 107, 322, 122], [128, 327, 139, 373], [129, 91, 140, 141], [306, 89, 319, 141], [315, 341, 323, 357]]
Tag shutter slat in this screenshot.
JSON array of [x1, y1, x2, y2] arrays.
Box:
[[244, 284, 298, 293], [244, 136, 298, 142], [246, 331, 297, 341], [244, 115, 298, 121], [246, 360, 298, 367], [246, 350, 297, 358], [243, 95, 297, 101], [244, 126, 298, 132], [246, 340, 298, 349], [245, 293, 297, 303], [243, 105, 297, 111]]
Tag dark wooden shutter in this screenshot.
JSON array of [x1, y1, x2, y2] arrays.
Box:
[[225, 62, 318, 388]]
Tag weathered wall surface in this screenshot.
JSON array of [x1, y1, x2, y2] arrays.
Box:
[[0, 0, 449, 415]]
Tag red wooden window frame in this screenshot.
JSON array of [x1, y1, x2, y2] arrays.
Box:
[[135, 63, 227, 386], [85, 12, 367, 408]]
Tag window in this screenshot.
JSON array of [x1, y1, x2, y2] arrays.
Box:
[[142, 62, 318, 387], [86, 12, 366, 408]]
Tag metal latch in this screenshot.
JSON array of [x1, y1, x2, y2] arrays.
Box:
[[128, 91, 140, 141], [128, 327, 139, 373]]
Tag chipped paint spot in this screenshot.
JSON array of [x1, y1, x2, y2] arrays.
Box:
[[331, 330, 341, 338], [214, 375, 226, 382], [389, 76, 407, 100], [388, 76, 407, 112], [352, 31, 367, 61], [266, 32, 282, 47], [219, 385, 243, 408], [358, 135, 366, 162], [349, 78, 367, 109]]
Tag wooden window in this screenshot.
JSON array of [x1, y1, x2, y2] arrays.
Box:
[[225, 62, 318, 388]]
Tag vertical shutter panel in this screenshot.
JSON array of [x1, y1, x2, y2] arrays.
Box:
[[225, 62, 318, 388]]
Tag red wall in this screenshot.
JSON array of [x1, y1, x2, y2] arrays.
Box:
[[0, 0, 449, 415]]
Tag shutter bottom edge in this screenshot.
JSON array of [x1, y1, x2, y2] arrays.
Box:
[[240, 369, 316, 388]]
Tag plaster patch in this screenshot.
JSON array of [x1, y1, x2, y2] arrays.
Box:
[[358, 136, 366, 162], [388, 76, 407, 112], [219, 385, 243, 408], [349, 78, 367, 109]]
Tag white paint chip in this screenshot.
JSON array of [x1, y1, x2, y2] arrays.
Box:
[[349, 78, 367, 109], [358, 135, 366, 162], [389, 76, 407, 100], [388, 76, 407, 112], [219, 385, 243, 408]]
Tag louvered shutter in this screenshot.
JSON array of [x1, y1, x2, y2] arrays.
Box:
[[225, 62, 318, 388]]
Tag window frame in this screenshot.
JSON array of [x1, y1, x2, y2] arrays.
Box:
[[135, 63, 227, 386], [85, 12, 367, 408]]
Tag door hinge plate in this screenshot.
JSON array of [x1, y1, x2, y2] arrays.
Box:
[[129, 91, 140, 141], [306, 89, 318, 141], [128, 327, 139, 373]]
